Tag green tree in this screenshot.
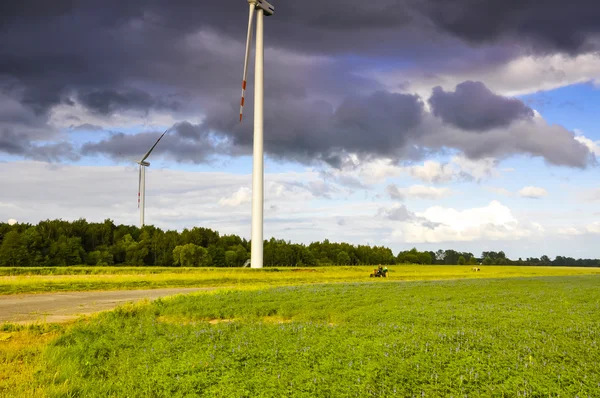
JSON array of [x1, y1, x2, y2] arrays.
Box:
[[225, 250, 237, 267], [173, 244, 208, 267], [419, 252, 433, 265], [336, 251, 351, 265], [233, 245, 248, 266], [196, 246, 210, 267], [457, 256, 466, 265], [0, 231, 27, 266], [21, 227, 48, 266], [49, 236, 84, 266], [208, 245, 226, 267], [116, 234, 147, 266], [179, 244, 198, 267], [172, 245, 183, 267], [86, 248, 114, 266]]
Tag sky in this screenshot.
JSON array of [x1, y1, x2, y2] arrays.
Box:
[[1, 0, 599, 259]]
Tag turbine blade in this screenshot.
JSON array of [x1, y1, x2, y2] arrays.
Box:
[[240, 3, 256, 122], [140, 128, 170, 162], [138, 165, 142, 209]]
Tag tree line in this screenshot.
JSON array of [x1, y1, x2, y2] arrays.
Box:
[[0, 219, 598, 267]]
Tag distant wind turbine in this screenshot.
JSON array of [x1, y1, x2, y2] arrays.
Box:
[[137, 129, 170, 227], [239, 0, 274, 269]]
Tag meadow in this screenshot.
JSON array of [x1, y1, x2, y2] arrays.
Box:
[[2, 265, 600, 295], [2, 268, 600, 396], [9, 275, 597, 397]]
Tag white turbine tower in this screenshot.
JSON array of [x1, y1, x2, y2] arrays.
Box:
[[240, 0, 274, 269], [137, 129, 170, 227]]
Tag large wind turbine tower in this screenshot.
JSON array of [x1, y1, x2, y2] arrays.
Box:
[[239, 0, 274, 269], [136, 129, 170, 228]]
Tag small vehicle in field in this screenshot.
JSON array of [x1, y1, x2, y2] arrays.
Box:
[[370, 266, 388, 278]]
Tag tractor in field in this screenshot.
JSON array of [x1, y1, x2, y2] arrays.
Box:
[[370, 266, 388, 278]]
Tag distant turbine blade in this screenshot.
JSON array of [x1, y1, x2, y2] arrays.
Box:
[[140, 128, 170, 162], [240, 3, 256, 122]]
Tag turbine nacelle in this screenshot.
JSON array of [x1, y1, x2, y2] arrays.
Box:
[[138, 161, 150, 167], [249, 0, 274, 16]]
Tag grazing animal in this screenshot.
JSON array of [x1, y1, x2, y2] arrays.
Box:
[[472, 267, 480, 272]]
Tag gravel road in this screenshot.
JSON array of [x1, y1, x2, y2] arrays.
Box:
[[0, 287, 209, 324]]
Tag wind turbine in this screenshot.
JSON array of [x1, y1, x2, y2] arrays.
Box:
[[137, 129, 170, 228], [240, 0, 274, 269]]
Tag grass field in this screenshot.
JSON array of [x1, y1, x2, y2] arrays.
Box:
[[1, 268, 600, 396], [2, 265, 600, 295], [12, 275, 598, 397], [0, 323, 67, 397]]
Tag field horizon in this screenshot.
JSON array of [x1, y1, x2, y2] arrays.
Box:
[[2, 265, 600, 296]]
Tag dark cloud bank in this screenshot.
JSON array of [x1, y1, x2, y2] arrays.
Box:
[[0, 0, 598, 167]]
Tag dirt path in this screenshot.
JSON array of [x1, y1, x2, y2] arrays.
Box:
[[0, 287, 209, 324]]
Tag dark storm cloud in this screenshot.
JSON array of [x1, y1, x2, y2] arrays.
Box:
[[79, 83, 593, 170], [4, 0, 597, 54], [0, 0, 384, 119], [68, 123, 103, 132], [417, 0, 600, 55], [80, 91, 424, 166], [198, 91, 425, 166], [80, 122, 240, 164], [78, 89, 181, 115], [429, 81, 534, 131], [418, 113, 594, 168], [126, 0, 600, 56], [0, 1, 76, 20], [0, 93, 79, 160], [2, 0, 598, 115], [0, 1, 597, 169], [0, 129, 78, 162]]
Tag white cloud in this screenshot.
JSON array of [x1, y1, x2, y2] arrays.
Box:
[[218, 187, 251, 207], [393, 200, 537, 243], [405, 160, 456, 183], [519, 186, 548, 199], [49, 100, 184, 131], [405, 155, 499, 184], [558, 222, 600, 236], [372, 53, 600, 98], [0, 161, 325, 234], [358, 158, 405, 183], [317, 153, 500, 190], [318, 156, 403, 187], [0, 161, 392, 247], [451, 156, 498, 181], [7, 218, 17, 226], [586, 222, 600, 234], [557, 227, 584, 236], [574, 135, 600, 156], [387, 184, 451, 200]]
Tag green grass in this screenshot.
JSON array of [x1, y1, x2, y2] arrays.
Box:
[[36, 275, 600, 397], [2, 265, 600, 295], [0, 323, 68, 397]]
